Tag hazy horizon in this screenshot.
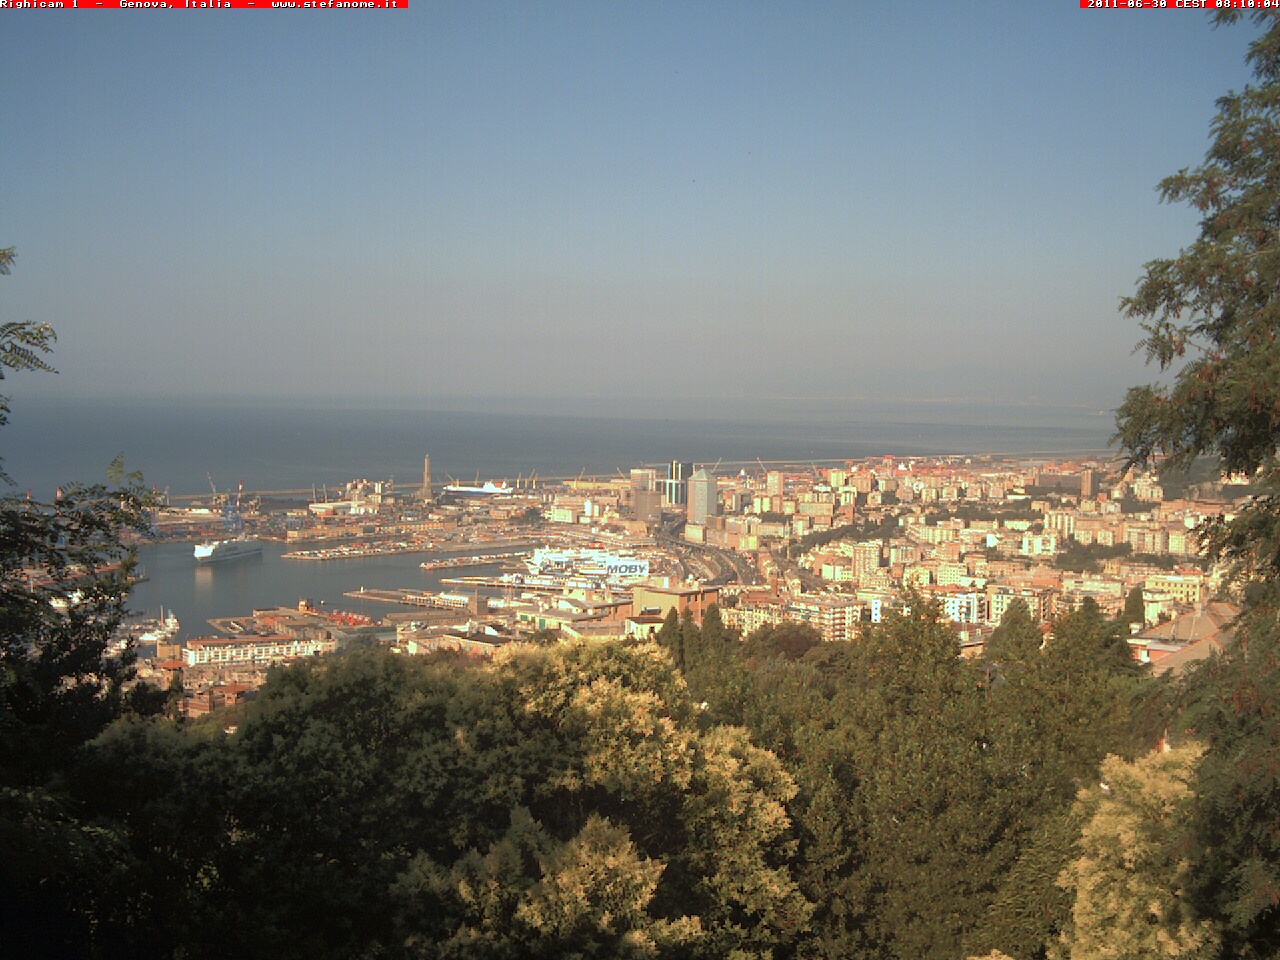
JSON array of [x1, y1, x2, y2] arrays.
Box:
[[7, 385, 1121, 428]]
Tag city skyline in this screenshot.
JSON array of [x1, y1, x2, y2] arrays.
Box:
[[1, 5, 1259, 419]]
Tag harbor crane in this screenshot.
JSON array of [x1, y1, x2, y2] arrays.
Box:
[[206, 473, 228, 508]]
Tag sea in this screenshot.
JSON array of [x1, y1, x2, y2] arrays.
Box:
[[2, 396, 1116, 641]]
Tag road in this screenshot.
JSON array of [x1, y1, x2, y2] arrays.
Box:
[[654, 518, 758, 586]]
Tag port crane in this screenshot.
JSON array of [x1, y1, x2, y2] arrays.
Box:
[[206, 472, 228, 509], [222, 482, 248, 535]]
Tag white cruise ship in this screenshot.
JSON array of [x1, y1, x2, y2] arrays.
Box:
[[193, 537, 263, 564]]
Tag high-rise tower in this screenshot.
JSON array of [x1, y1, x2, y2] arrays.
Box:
[[421, 454, 432, 502], [664, 460, 693, 507], [687, 468, 719, 525], [1080, 467, 1097, 499]]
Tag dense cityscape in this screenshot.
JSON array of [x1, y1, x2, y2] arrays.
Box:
[[136, 451, 1237, 717]]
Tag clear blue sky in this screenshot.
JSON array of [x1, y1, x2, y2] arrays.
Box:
[[0, 4, 1261, 419]]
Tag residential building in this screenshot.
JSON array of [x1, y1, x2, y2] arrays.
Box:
[[184, 634, 336, 668]]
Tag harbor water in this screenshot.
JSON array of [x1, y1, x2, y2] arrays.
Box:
[[129, 540, 506, 641]]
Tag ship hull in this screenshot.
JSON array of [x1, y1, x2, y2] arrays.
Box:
[[193, 538, 264, 564]]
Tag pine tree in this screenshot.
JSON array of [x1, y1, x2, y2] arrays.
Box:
[[984, 598, 1041, 670], [969, 601, 1152, 959], [656, 608, 683, 671], [1177, 610, 1280, 959], [678, 607, 700, 672], [1123, 585, 1146, 627]]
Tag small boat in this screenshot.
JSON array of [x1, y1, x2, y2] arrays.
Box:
[[136, 609, 180, 644]]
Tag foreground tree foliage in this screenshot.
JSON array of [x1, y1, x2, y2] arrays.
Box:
[[1175, 609, 1280, 960], [965, 600, 1153, 960], [676, 598, 1152, 960], [81, 642, 811, 959], [1054, 744, 1220, 960], [1114, 13, 1280, 587], [0, 249, 165, 954], [25, 590, 1154, 960]]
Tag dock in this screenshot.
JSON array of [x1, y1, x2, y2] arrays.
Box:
[[419, 550, 527, 571], [284, 539, 539, 562], [440, 575, 634, 597], [283, 542, 434, 561], [342, 587, 477, 610]]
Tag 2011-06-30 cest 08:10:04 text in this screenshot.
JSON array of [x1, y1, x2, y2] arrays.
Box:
[[1082, 0, 1279, 8]]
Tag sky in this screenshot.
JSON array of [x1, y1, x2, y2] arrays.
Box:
[[0, 4, 1264, 421]]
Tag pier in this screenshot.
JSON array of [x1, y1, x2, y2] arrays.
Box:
[[439, 575, 635, 597], [342, 587, 478, 610], [282, 541, 435, 561], [284, 539, 538, 562], [419, 550, 527, 571]]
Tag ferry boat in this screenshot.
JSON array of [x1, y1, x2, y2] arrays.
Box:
[[441, 481, 514, 498], [193, 537, 264, 564], [526, 548, 650, 582]]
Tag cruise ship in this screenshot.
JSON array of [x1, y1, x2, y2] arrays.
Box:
[[193, 537, 264, 564]]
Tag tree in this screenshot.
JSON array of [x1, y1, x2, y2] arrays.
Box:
[[966, 807, 1081, 960], [815, 599, 1010, 960], [1175, 610, 1280, 960], [0, 247, 162, 954], [697, 604, 729, 657], [395, 808, 699, 960], [1054, 745, 1219, 960], [988, 600, 1148, 807], [740, 621, 822, 662], [1123, 585, 1147, 627], [966, 601, 1153, 960], [0, 248, 57, 468], [66, 716, 232, 958], [656, 608, 683, 671], [97, 642, 811, 959], [678, 607, 701, 671], [0, 255, 156, 781], [984, 598, 1041, 669], [1113, 13, 1280, 587]]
